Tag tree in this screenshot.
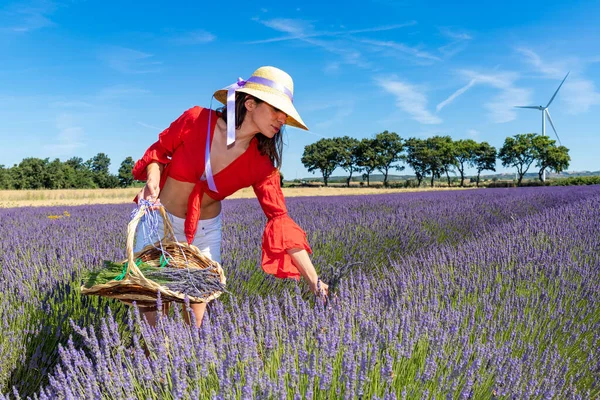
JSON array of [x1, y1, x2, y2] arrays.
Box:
[[12, 158, 48, 189], [334, 136, 361, 187], [454, 139, 479, 187], [372, 131, 404, 187], [66, 157, 95, 188], [430, 136, 456, 187], [301, 138, 340, 186], [87, 153, 111, 175], [355, 138, 378, 187], [532, 136, 570, 182], [44, 158, 67, 189], [473, 142, 496, 187], [87, 153, 119, 188], [118, 156, 136, 188], [65, 157, 85, 170], [403, 138, 428, 187], [0, 165, 12, 189], [499, 133, 537, 186], [420, 136, 453, 188]]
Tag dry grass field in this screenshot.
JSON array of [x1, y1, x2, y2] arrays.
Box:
[[0, 185, 474, 208]]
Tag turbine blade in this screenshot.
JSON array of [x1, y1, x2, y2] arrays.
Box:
[[514, 106, 541, 109], [546, 71, 570, 108], [545, 109, 562, 145]]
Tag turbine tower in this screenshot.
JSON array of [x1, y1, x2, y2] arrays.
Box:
[[515, 72, 569, 181]]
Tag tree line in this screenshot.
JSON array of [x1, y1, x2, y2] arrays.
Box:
[[0, 132, 570, 190], [301, 132, 570, 187], [0, 154, 136, 190]]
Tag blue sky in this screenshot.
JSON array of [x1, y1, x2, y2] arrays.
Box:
[[1, 0, 599, 181]]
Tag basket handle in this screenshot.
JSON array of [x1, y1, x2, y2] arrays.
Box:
[[125, 204, 176, 279]]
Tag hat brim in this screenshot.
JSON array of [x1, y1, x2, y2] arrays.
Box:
[[213, 88, 308, 131]]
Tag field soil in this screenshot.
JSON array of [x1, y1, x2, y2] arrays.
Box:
[[0, 186, 473, 207]]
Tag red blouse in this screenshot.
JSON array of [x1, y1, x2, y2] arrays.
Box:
[[132, 106, 311, 279]]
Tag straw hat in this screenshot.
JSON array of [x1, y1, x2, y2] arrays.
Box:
[[213, 66, 308, 131]]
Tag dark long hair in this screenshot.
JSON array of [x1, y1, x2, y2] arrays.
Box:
[[216, 93, 283, 168]]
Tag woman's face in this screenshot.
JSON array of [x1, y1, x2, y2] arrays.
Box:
[[247, 99, 287, 138]]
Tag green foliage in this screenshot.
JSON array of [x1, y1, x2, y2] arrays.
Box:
[[403, 138, 428, 187], [373, 131, 404, 187], [356, 138, 378, 186], [403, 136, 458, 188], [12, 158, 49, 189], [301, 138, 341, 186], [550, 176, 600, 186], [0, 165, 13, 189], [532, 136, 571, 182], [1, 153, 133, 190], [334, 136, 361, 187], [87, 153, 118, 188], [499, 133, 538, 186], [118, 156, 136, 188], [499, 133, 571, 186], [87, 152, 111, 175], [425, 136, 455, 187], [454, 139, 479, 187], [473, 142, 496, 187]]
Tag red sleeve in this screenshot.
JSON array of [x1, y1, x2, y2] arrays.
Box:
[[252, 169, 312, 280], [132, 106, 202, 181]]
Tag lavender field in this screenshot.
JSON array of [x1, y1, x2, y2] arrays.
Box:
[[1, 186, 599, 399]]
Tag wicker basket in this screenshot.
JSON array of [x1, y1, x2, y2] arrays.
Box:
[[80, 205, 226, 307]]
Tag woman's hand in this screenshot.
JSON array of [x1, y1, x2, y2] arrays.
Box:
[[137, 162, 162, 208], [137, 181, 160, 204], [286, 249, 330, 300], [313, 280, 329, 298]]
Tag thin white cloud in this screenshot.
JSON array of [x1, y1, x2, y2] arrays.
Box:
[[44, 113, 86, 156], [436, 79, 477, 112], [439, 27, 472, 41], [487, 86, 531, 124], [437, 27, 473, 58], [137, 121, 161, 131], [313, 103, 355, 130], [562, 79, 600, 114], [1, 0, 57, 32], [299, 129, 332, 139], [249, 18, 315, 43], [248, 19, 416, 44], [376, 77, 442, 125], [248, 18, 417, 68], [467, 129, 480, 139], [438, 70, 531, 123], [50, 100, 93, 108], [324, 62, 340, 74], [359, 39, 441, 62], [170, 30, 215, 45], [250, 18, 371, 66], [438, 40, 470, 58], [99, 46, 162, 74], [517, 47, 600, 114], [517, 48, 567, 79], [97, 85, 150, 99]]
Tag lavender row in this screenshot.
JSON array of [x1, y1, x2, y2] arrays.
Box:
[[19, 191, 600, 398], [1, 186, 599, 397]]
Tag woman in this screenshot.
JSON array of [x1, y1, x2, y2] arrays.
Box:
[[132, 66, 329, 327]]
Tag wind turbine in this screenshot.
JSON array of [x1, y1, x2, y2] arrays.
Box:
[[515, 72, 569, 181]]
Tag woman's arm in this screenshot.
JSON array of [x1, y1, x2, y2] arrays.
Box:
[[288, 248, 329, 296], [136, 162, 164, 204]]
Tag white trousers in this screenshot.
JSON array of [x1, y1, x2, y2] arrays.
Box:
[[133, 211, 222, 264]]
